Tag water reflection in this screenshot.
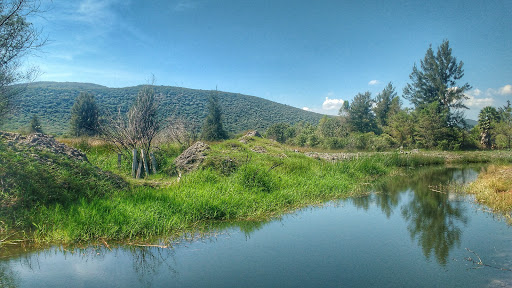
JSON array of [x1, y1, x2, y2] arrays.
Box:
[[351, 167, 479, 265], [2, 166, 509, 288], [0, 261, 19, 287]]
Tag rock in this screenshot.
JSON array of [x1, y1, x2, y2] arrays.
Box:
[[239, 130, 261, 143], [0, 132, 88, 162], [173, 141, 210, 173]]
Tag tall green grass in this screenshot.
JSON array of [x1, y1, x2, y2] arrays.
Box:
[[4, 136, 511, 243]]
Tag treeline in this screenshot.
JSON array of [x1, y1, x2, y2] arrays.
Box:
[[265, 41, 512, 151]]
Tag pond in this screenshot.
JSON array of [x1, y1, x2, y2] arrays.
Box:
[[1, 166, 511, 287]]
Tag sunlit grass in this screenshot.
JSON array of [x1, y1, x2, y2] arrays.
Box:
[[466, 165, 512, 223], [3, 135, 512, 243]]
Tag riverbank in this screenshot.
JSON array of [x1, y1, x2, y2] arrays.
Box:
[[1, 132, 512, 245], [465, 165, 512, 223]]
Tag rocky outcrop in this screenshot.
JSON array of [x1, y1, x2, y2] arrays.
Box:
[[0, 132, 88, 161], [239, 130, 261, 143], [173, 141, 210, 173]]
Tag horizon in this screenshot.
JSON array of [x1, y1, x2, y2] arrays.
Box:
[[24, 0, 512, 120]]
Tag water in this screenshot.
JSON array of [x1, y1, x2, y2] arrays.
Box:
[[1, 166, 512, 287]]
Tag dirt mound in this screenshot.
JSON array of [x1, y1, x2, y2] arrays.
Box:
[[239, 130, 261, 143], [173, 141, 210, 173], [0, 132, 88, 162]]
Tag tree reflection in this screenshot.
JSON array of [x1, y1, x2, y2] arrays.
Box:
[[399, 168, 469, 265], [0, 261, 19, 288], [351, 167, 475, 265]]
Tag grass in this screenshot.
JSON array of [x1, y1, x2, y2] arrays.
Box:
[[2, 135, 512, 244], [464, 165, 512, 223]]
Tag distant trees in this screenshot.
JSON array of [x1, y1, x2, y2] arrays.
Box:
[[201, 94, 227, 141], [70, 92, 99, 136], [0, 0, 46, 122]]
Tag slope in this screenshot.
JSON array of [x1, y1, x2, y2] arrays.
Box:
[[2, 82, 324, 135]]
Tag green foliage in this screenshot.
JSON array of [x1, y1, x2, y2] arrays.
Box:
[[347, 91, 378, 134], [0, 1, 46, 122], [0, 141, 126, 213], [403, 40, 471, 115], [29, 114, 43, 134], [478, 106, 500, 149], [373, 82, 398, 127], [201, 94, 227, 141], [70, 92, 99, 136], [265, 123, 293, 143], [235, 163, 276, 193], [1, 82, 323, 135]]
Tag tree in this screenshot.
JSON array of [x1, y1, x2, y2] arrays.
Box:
[[346, 91, 378, 133], [201, 94, 227, 141], [28, 114, 42, 133], [266, 123, 292, 143], [373, 82, 398, 127], [127, 86, 160, 152], [495, 101, 512, 149], [387, 109, 415, 147], [0, 0, 46, 122], [403, 40, 471, 119], [478, 106, 500, 149], [70, 92, 99, 136], [100, 86, 160, 153]]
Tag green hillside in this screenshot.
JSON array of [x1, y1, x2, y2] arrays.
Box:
[[1, 82, 324, 135]]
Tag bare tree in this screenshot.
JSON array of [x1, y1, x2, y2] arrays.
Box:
[[0, 0, 46, 121], [156, 116, 198, 147], [100, 86, 161, 154]]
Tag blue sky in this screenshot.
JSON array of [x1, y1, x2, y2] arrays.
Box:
[[27, 0, 511, 120]]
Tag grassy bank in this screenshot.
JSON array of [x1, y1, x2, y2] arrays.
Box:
[[464, 165, 512, 223], [2, 133, 512, 244]]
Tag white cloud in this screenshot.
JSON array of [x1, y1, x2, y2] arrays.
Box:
[[464, 94, 494, 108], [302, 107, 311, 111], [499, 84, 512, 95], [368, 80, 379, 85], [322, 96, 344, 111], [174, 0, 196, 11]]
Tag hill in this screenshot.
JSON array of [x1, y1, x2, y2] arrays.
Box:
[[1, 82, 324, 135]]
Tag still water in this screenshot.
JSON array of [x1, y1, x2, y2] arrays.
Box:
[[1, 166, 511, 287]]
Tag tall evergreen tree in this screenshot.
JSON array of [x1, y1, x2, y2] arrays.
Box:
[[403, 40, 471, 149], [201, 94, 227, 141], [70, 92, 99, 136], [373, 82, 398, 127], [347, 91, 378, 133], [403, 40, 471, 117]]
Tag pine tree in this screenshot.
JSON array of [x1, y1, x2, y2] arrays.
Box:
[[373, 82, 398, 127], [70, 92, 99, 136], [403, 40, 471, 126], [201, 94, 227, 141]]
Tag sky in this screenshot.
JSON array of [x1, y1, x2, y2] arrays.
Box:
[[26, 0, 512, 120]]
